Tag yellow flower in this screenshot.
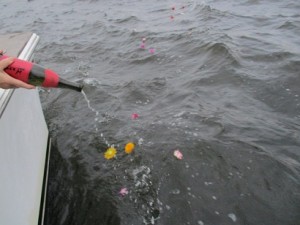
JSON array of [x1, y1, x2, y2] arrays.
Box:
[[125, 142, 135, 154], [104, 147, 117, 159]]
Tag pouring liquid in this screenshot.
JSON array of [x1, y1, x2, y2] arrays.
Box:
[[81, 90, 111, 147]]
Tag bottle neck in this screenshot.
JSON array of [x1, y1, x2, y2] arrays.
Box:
[[58, 77, 83, 92]]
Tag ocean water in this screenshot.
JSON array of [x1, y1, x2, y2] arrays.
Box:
[[1, 0, 300, 224]]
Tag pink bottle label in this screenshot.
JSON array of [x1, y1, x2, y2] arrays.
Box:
[[42, 69, 59, 87], [0, 55, 32, 83]]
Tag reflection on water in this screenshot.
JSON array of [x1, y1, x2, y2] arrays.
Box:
[[1, 0, 300, 224]]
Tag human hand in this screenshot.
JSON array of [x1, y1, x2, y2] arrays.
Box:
[[0, 57, 35, 89]]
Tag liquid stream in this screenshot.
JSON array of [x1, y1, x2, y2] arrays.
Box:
[[81, 90, 112, 148]]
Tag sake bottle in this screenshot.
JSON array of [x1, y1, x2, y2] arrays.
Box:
[[0, 54, 83, 92]]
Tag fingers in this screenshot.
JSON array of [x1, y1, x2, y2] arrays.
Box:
[[0, 61, 35, 89], [0, 57, 35, 90], [0, 57, 14, 70], [0, 79, 35, 89], [7, 76, 35, 89]]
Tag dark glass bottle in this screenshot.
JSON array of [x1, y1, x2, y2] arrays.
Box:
[[0, 54, 83, 92]]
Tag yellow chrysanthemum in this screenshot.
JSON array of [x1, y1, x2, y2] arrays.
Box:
[[125, 142, 135, 154], [104, 147, 117, 159]]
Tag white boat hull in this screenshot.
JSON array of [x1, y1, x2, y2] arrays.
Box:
[[0, 33, 50, 225]]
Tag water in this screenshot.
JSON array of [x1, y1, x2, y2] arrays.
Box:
[[82, 90, 99, 116], [82, 90, 113, 147], [1, 0, 300, 224]]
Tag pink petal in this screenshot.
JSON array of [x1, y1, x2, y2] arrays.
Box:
[[174, 150, 183, 160], [119, 187, 129, 196], [131, 113, 139, 119], [140, 43, 146, 49], [149, 48, 155, 54]]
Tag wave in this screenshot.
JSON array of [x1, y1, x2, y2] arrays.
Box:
[[277, 20, 299, 30], [114, 15, 140, 24]]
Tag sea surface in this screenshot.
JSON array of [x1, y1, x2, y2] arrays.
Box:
[[1, 0, 300, 224]]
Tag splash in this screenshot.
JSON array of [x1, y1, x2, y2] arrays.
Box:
[[81, 90, 99, 116], [81, 90, 111, 147]]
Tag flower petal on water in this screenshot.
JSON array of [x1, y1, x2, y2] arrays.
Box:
[[125, 142, 135, 154], [104, 147, 117, 159], [119, 187, 129, 197], [174, 150, 183, 160], [140, 43, 146, 49], [131, 113, 139, 119], [149, 48, 155, 54]]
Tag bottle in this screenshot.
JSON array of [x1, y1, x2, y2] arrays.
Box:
[[0, 54, 83, 92]]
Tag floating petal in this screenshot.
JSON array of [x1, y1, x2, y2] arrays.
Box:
[[149, 48, 155, 54], [119, 187, 128, 197], [125, 142, 135, 154], [174, 150, 183, 160], [104, 147, 117, 159], [140, 43, 146, 49], [131, 113, 139, 119]]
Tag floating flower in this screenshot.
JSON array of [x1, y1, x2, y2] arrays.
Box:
[[131, 113, 139, 119], [140, 43, 146, 49], [170, 15, 174, 20], [104, 147, 117, 159], [149, 48, 155, 54], [142, 37, 147, 43], [119, 187, 128, 197], [173, 150, 183, 160], [125, 142, 135, 154]]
